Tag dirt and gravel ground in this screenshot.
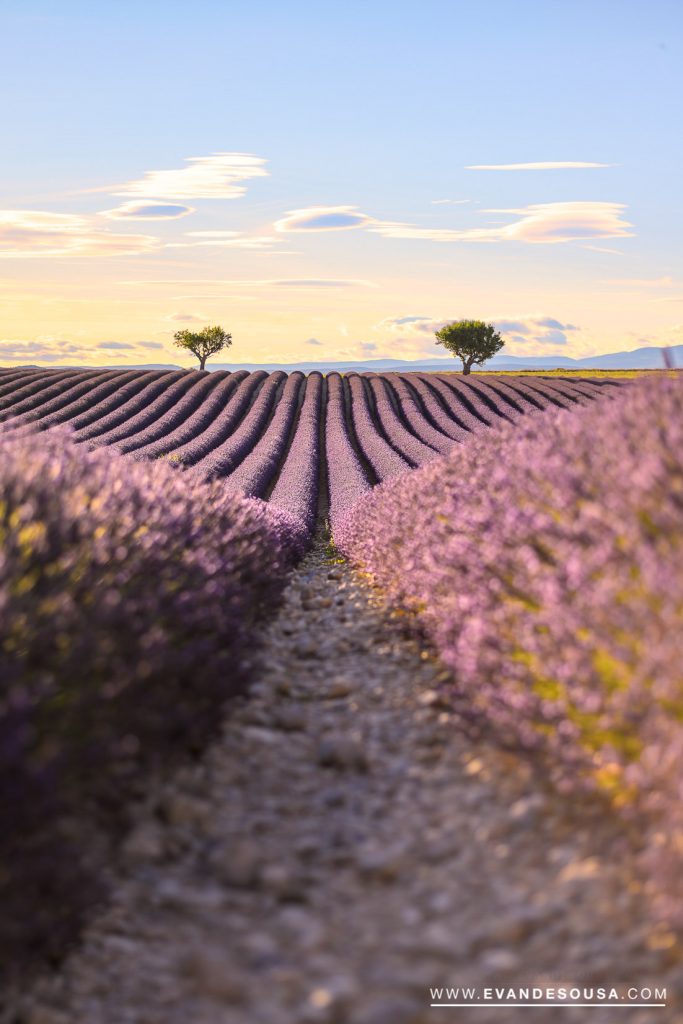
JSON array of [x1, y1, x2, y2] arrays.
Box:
[[6, 540, 683, 1024]]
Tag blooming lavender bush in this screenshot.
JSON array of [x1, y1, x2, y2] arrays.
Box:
[[0, 426, 297, 972], [336, 377, 683, 923]]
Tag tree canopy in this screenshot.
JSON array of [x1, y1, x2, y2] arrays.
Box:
[[434, 319, 504, 374], [173, 325, 232, 371]]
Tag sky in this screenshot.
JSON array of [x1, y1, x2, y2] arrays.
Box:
[[1, 0, 682, 367]]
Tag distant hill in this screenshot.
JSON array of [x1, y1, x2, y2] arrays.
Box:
[[6, 344, 681, 374], [194, 343, 683, 373]]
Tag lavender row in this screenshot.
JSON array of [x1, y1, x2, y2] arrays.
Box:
[[480, 375, 598, 413], [131, 371, 249, 461], [490, 375, 582, 410], [416, 374, 493, 434], [191, 372, 287, 481], [7, 370, 128, 427], [73, 372, 185, 441], [222, 372, 305, 498], [0, 426, 300, 974], [433, 374, 505, 428], [347, 374, 410, 482], [335, 377, 682, 925], [0, 370, 97, 421], [269, 372, 323, 538], [401, 375, 471, 442], [364, 374, 441, 465], [0, 367, 78, 400], [55, 371, 164, 431], [163, 371, 267, 467], [472, 376, 545, 416], [115, 372, 226, 454], [85, 371, 202, 450], [530, 376, 601, 404], [0, 369, 94, 419], [23, 371, 146, 429], [0, 367, 68, 396], [325, 373, 371, 528], [544, 376, 606, 400], [383, 375, 457, 455], [458, 376, 524, 422]]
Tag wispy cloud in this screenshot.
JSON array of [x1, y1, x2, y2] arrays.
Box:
[[120, 277, 376, 288], [0, 210, 159, 257], [0, 336, 168, 364], [110, 152, 268, 199], [165, 312, 207, 323], [172, 293, 258, 301], [0, 337, 84, 362], [274, 201, 633, 245], [331, 341, 383, 359], [579, 244, 626, 255], [368, 317, 445, 359], [465, 161, 614, 170], [602, 276, 683, 303], [304, 337, 323, 346], [99, 200, 195, 221], [373, 201, 633, 244], [604, 276, 675, 287], [271, 278, 374, 288], [379, 315, 435, 328], [170, 230, 278, 250], [274, 205, 374, 232], [431, 199, 472, 205], [493, 314, 579, 346]]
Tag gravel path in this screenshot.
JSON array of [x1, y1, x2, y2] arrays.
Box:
[[7, 540, 682, 1024]]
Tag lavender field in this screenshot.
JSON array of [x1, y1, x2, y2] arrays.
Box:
[[0, 366, 618, 536], [2, 365, 682, 1013]]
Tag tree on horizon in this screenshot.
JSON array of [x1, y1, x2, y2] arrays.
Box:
[[173, 325, 232, 371], [435, 320, 504, 374]]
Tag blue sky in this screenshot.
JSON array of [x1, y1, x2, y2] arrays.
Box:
[[1, 0, 682, 365]]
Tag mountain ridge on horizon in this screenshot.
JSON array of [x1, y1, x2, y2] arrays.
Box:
[[6, 343, 681, 374]]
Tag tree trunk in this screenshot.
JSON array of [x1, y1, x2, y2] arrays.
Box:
[[462, 358, 473, 375], [199, 355, 207, 371]]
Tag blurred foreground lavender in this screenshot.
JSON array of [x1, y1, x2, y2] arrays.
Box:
[[336, 376, 683, 925], [0, 427, 300, 976]]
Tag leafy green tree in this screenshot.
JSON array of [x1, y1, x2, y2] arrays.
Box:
[[173, 324, 232, 371], [435, 319, 504, 374]]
